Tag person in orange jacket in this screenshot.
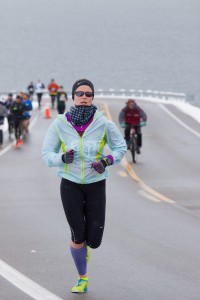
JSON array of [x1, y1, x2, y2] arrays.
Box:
[[48, 79, 59, 109]]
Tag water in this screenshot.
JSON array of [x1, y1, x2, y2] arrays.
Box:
[[0, 0, 199, 107]]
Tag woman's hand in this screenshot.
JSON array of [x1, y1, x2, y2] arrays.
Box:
[[62, 150, 75, 164], [91, 157, 112, 174]]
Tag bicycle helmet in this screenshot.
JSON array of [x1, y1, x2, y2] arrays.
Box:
[[127, 99, 135, 105]]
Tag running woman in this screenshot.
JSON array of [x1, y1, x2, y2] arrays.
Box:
[[42, 79, 126, 293]]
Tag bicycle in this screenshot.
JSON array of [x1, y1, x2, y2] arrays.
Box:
[[129, 121, 146, 163]]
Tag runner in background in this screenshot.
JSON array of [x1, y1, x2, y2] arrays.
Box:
[[27, 82, 35, 100], [56, 85, 68, 114], [48, 79, 59, 109], [0, 96, 7, 148], [10, 95, 26, 147], [35, 80, 45, 109], [21, 92, 33, 139], [5, 93, 15, 139]]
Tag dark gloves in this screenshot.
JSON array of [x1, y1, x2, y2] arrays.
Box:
[[91, 157, 113, 174], [120, 122, 126, 128], [62, 150, 74, 164], [140, 121, 146, 126]]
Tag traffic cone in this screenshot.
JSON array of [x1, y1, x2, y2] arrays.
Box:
[[44, 106, 51, 119]]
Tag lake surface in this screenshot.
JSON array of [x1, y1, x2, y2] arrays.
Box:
[[0, 0, 199, 106]]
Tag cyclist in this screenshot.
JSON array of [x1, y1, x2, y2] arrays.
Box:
[[48, 79, 59, 109], [42, 78, 126, 294], [119, 99, 147, 153]]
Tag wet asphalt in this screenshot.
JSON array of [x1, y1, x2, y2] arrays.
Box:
[[0, 98, 200, 300]]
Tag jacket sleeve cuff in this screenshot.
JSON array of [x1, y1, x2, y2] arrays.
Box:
[[106, 155, 114, 165]]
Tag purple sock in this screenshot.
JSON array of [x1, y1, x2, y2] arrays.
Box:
[[70, 245, 87, 276]]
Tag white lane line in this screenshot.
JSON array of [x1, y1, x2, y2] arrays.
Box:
[[0, 259, 63, 300], [29, 112, 39, 129], [160, 104, 200, 139], [0, 143, 14, 156], [0, 113, 39, 157]]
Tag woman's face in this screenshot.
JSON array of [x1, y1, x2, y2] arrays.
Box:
[[74, 85, 93, 106]]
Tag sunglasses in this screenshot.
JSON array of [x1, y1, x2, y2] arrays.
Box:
[[74, 91, 94, 97]]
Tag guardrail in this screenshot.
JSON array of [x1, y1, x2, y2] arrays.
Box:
[[0, 89, 187, 102], [94, 89, 187, 101]]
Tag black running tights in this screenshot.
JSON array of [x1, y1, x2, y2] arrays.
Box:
[[60, 179, 106, 249]]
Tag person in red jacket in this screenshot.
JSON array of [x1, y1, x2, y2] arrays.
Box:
[[48, 79, 59, 109], [119, 99, 147, 153]]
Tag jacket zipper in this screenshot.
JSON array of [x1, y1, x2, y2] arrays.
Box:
[[80, 137, 85, 184]]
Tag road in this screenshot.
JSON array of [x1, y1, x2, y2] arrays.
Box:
[[0, 97, 200, 300]]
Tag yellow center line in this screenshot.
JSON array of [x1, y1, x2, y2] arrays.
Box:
[[102, 102, 175, 204], [118, 170, 128, 177]]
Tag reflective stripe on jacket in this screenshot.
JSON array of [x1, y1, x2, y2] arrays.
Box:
[[42, 110, 127, 184]]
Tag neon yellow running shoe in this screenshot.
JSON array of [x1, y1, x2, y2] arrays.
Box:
[[71, 277, 88, 293], [86, 246, 90, 263]]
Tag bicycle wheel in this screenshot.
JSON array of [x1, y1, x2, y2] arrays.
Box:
[[130, 135, 137, 163]]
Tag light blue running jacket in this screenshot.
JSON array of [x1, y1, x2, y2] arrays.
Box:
[[42, 110, 127, 184]]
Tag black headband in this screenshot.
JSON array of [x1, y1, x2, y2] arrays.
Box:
[[72, 79, 94, 100]]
